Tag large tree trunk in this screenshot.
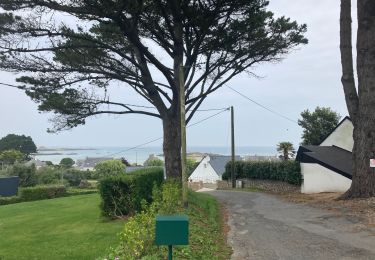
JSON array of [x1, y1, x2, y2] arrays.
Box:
[[162, 109, 182, 179], [340, 0, 375, 198]]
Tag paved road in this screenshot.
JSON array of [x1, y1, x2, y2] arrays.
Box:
[[208, 190, 375, 260]]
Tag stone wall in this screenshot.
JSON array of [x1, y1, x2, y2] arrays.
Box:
[[217, 179, 300, 193], [188, 181, 203, 191]]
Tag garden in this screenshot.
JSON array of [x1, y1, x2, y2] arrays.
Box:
[[0, 163, 231, 259]]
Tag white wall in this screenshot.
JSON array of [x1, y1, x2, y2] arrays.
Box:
[[189, 156, 220, 183], [320, 119, 353, 151], [301, 163, 351, 193]]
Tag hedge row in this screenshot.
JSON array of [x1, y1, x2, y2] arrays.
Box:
[[223, 161, 301, 185], [0, 186, 97, 205], [20, 185, 67, 201], [98, 167, 164, 218]]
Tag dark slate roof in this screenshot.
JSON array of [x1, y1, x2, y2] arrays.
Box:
[[209, 155, 241, 176], [296, 145, 352, 179]]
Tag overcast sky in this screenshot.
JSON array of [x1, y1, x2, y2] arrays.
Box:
[[0, 0, 354, 150]]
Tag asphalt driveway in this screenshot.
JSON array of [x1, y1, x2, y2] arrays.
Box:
[[208, 190, 375, 260]]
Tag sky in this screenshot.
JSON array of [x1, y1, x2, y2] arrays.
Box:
[[0, 0, 355, 150]]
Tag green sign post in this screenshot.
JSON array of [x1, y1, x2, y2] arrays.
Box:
[[155, 215, 189, 260]]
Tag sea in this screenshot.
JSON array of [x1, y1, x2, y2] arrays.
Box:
[[34, 146, 277, 165]]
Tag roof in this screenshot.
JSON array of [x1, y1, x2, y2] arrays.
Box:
[[296, 145, 352, 179], [319, 116, 351, 145], [209, 155, 241, 175]]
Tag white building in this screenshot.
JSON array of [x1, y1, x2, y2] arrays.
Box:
[[296, 117, 353, 193], [189, 155, 240, 184]]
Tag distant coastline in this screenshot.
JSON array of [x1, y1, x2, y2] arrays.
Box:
[[37, 147, 97, 152]]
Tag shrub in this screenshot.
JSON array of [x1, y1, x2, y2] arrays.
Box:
[[223, 160, 301, 185], [98, 167, 164, 218], [20, 185, 67, 201], [8, 163, 37, 187], [94, 160, 125, 179], [104, 182, 181, 260], [0, 196, 22, 205], [37, 167, 60, 185]]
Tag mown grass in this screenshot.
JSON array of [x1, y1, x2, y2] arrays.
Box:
[[0, 194, 124, 260], [183, 191, 232, 259]]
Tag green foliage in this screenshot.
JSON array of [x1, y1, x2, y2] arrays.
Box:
[[223, 161, 302, 185], [298, 107, 341, 145], [143, 156, 164, 167], [98, 167, 164, 218], [94, 160, 125, 178], [59, 157, 75, 168], [20, 185, 67, 201], [103, 186, 231, 260], [10, 163, 37, 187], [0, 149, 24, 165], [37, 166, 61, 185], [277, 141, 296, 161], [0, 196, 22, 206], [0, 134, 37, 154]]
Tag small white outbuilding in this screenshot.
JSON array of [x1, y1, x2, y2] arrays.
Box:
[[296, 117, 353, 194], [189, 155, 239, 183]]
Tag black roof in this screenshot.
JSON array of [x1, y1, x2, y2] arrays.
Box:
[[296, 145, 352, 179]]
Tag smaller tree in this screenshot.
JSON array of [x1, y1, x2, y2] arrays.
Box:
[[0, 149, 24, 165], [143, 155, 164, 167], [298, 107, 341, 145], [59, 158, 75, 168], [277, 142, 296, 161], [94, 160, 125, 178], [0, 134, 37, 155]]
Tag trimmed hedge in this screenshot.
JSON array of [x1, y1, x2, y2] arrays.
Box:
[[223, 160, 301, 185], [98, 167, 164, 218], [20, 185, 67, 201]]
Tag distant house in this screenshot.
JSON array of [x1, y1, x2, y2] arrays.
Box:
[[189, 155, 240, 183], [296, 117, 353, 193], [75, 157, 113, 170], [25, 159, 47, 169]]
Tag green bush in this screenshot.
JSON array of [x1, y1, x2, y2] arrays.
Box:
[[223, 160, 301, 185], [9, 163, 37, 187], [20, 185, 67, 201], [94, 159, 125, 179], [37, 167, 60, 185], [0, 196, 22, 205], [98, 167, 164, 218], [104, 181, 181, 259]]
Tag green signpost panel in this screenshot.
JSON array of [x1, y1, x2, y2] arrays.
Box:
[[155, 215, 189, 246]]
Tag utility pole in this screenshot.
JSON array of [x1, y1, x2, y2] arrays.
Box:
[[180, 65, 188, 207], [231, 106, 235, 188]]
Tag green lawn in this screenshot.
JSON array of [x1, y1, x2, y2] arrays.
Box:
[[0, 194, 125, 260]]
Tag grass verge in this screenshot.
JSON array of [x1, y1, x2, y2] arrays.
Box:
[[0, 194, 124, 260]]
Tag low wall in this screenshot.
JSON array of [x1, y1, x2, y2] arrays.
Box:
[[188, 181, 203, 191], [217, 179, 300, 193]]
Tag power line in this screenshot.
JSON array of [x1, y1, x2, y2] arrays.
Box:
[[106, 107, 229, 157], [227, 85, 298, 124]]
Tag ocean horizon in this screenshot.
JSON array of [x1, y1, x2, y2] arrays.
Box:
[[34, 145, 278, 165]]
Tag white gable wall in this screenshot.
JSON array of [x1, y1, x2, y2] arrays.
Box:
[[189, 156, 221, 183], [320, 119, 353, 151], [301, 163, 351, 193]]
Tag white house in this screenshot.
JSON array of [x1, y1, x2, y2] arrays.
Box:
[[189, 155, 240, 183], [296, 117, 353, 193]]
